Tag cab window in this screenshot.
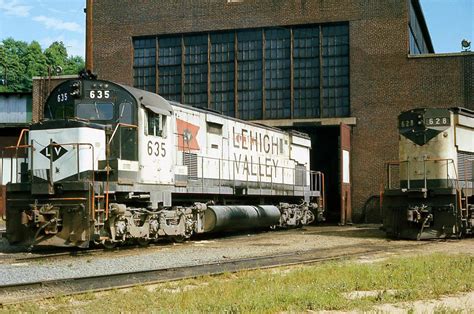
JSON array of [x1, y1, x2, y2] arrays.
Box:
[[147, 110, 166, 137], [76, 103, 114, 120], [118, 102, 134, 124]]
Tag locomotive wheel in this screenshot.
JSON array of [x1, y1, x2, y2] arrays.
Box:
[[103, 240, 117, 249], [171, 235, 186, 243], [137, 238, 150, 247]]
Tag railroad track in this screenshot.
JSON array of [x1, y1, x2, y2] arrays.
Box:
[[0, 239, 187, 264], [0, 242, 428, 305], [0, 228, 292, 263]]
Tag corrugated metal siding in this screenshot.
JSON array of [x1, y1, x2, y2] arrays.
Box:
[[0, 94, 32, 123]]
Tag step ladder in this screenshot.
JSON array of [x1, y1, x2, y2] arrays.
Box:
[[93, 183, 106, 231]]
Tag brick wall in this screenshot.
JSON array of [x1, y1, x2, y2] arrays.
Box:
[[32, 75, 78, 122], [87, 0, 473, 219]]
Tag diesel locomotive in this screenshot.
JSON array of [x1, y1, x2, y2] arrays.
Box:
[[383, 107, 474, 239], [2, 75, 324, 248]]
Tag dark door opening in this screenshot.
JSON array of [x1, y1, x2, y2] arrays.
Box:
[[293, 126, 341, 223]]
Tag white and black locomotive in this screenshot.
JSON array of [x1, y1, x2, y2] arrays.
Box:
[[383, 107, 474, 239], [3, 76, 324, 248]]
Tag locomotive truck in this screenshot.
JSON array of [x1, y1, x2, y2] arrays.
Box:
[[2, 75, 324, 248]]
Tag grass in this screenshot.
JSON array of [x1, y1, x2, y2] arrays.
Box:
[[1, 253, 473, 313]]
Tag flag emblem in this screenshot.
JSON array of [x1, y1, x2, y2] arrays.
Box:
[[177, 119, 200, 151]]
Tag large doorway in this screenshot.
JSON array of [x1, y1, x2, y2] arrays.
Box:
[[293, 125, 351, 224]]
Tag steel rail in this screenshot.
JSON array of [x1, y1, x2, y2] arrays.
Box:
[[0, 242, 428, 305], [0, 228, 276, 262]]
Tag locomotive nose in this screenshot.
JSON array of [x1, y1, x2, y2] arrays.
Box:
[[29, 120, 106, 185]]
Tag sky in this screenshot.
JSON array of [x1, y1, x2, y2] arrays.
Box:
[[420, 0, 473, 53], [0, 0, 472, 58], [0, 0, 86, 57]]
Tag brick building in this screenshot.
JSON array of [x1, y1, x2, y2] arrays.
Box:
[[82, 0, 473, 222]]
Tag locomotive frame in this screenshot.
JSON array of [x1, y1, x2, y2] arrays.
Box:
[[1, 76, 324, 248]]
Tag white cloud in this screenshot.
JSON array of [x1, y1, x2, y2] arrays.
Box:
[[33, 15, 83, 33], [0, 0, 32, 17]]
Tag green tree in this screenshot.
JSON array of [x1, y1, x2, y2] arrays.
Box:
[[0, 38, 28, 92], [44, 41, 68, 70], [64, 55, 85, 75], [0, 38, 85, 92]]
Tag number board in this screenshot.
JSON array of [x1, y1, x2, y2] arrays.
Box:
[[86, 89, 112, 100], [399, 119, 416, 128], [424, 117, 450, 127]]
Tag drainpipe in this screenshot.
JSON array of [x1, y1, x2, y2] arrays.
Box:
[[85, 0, 94, 72]]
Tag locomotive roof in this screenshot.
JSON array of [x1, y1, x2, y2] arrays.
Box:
[[118, 84, 173, 116], [450, 107, 474, 118], [91, 79, 309, 139]]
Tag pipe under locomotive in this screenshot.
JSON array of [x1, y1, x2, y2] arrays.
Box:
[[2, 76, 324, 248], [383, 107, 474, 239]]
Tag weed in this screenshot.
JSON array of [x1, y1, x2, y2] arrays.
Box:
[[2, 253, 472, 313]]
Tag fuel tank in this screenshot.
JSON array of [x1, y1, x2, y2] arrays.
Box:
[[203, 205, 281, 232]]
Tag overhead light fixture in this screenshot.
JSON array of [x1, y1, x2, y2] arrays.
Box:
[[461, 39, 471, 52]]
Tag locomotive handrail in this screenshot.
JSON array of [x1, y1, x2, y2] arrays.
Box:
[[16, 129, 29, 147], [39, 141, 99, 224], [386, 158, 459, 191], [1, 144, 32, 184], [181, 153, 324, 204]]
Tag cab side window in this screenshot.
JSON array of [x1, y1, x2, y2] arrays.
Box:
[[147, 110, 167, 137], [118, 102, 134, 124]]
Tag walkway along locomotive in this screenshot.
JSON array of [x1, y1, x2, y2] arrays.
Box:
[[383, 107, 474, 239], [2, 77, 324, 248]]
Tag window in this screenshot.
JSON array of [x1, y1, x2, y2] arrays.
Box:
[[147, 110, 166, 137], [210, 32, 235, 116], [322, 25, 349, 117], [265, 28, 291, 119], [158, 37, 182, 102], [293, 26, 320, 118], [207, 121, 223, 135], [134, 23, 350, 121], [118, 102, 134, 124], [183, 35, 208, 107], [237, 29, 263, 120], [133, 38, 156, 92], [76, 103, 114, 120]]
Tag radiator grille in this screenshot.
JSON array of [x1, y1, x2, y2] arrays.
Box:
[[295, 164, 307, 186], [183, 152, 198, 180], [458, 151, 474, 182]]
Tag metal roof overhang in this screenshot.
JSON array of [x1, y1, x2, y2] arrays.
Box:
[[119, 85, 173, 116]]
